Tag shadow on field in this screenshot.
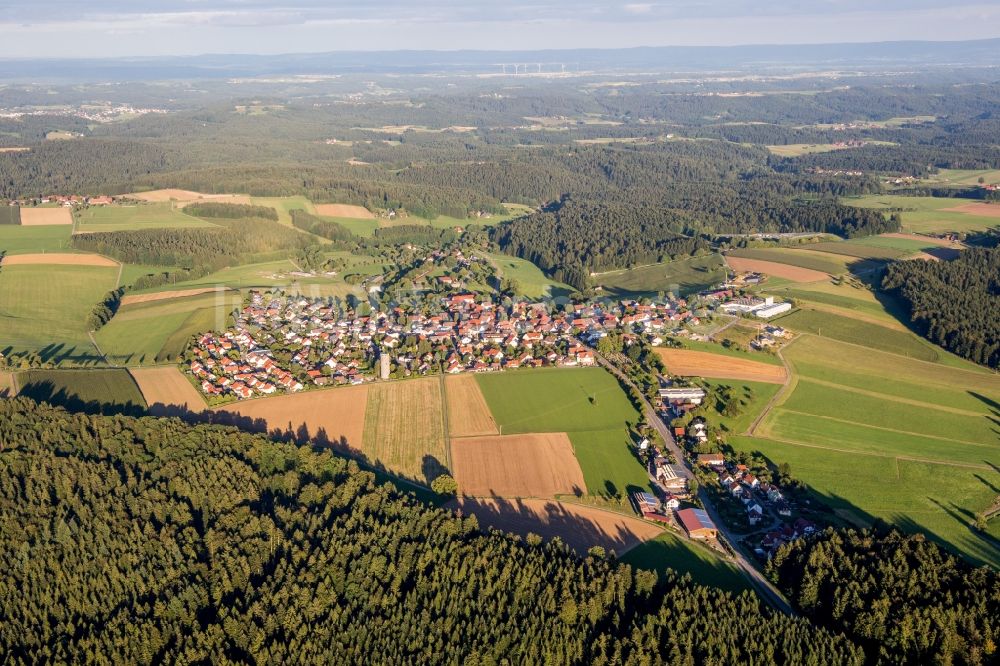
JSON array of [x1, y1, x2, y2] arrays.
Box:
[[18, 379, 145, 417]]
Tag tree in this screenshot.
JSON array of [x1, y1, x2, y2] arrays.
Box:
[[430, 474, 458, 496]]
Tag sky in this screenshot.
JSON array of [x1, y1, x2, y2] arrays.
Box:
[[2, 1, 1000, 58]]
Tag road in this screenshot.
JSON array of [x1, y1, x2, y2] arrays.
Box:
[[592, 348, 796, 616]]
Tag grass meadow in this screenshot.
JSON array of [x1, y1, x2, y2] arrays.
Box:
[[622, 532, 749, 592], [844, 194, 1000, 234], [485, 252, 572, 299], [727, 247, 865, 275], [0, 225, 74, 254], [772, 308, 941, 361], [595, 254, 726, 297], [75, 202, 218, 232]]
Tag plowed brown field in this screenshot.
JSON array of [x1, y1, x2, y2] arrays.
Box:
[[214, 385, 369, 449], [654, 348, 787, 383], [18, 208, 73, 225], [449, 497, 662, 555], [131, 367, 206, 414], [314, 203, 375, 219], [941, 202, 1000, 218], [725, 256, 829, 282], [0, 253, 118, 267], [130, 189, 251, 204], [445, 374, 499, 437], [451, 433, 586, 497]]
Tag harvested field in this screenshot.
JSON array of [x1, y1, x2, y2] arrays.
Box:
[[0, 252, 118, 267], [449, 498, 663, 556], [445, 374, 499, 437], [881, 232, 960, 247], [451, 433, 586, 497], [362, 378, 449, 481], [18, 208, 73, 226], [941, 202, 1000, 218], [314, 203, 375, 219], [120, 286, 231, 307], [130, 189, 251, 204], [214, 385, 368, 449], [654, 348, 787, 384], [725, 256, 829, 282], [131, 367, 206, 414], [0, 147, 30, 153]]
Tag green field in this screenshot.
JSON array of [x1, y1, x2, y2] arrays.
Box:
[[727, 247, 867, 275], [621, 532, 749, 592], [732, 334, 1000, 567], [677, 338, 785, 367], [0, 206, 19, 225], [95, 291, 241, 366], [0, 264, 117, 365], [922, 168, 1000, 188], [16, 368, 146, 415], [765, 141, 895, 158], [803, 241, 905, 260], [773, 308, 940, 361], [117, 264, 178, 288], [486, 252, 572, 298], [0, 225, 74, 254], [75, 202, 219, 232], [842, 235, 940, 253], [595, 254, 726, 297], [844, 195, 1000, 234], [475, 368, 649, 500]]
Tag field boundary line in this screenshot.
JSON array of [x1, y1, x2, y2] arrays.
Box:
[[747, 434, 995, 470], [439, 374, 453, 471], [745, 336, 799, 437], [776, 408, 998, 451], [796, 376, 988, 417]]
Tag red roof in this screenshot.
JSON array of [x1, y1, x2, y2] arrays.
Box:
[[677, 508, 715, 534]]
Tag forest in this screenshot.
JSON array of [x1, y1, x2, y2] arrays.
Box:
[[881, 248, 1000, 368], [0, 398, 862, 664]]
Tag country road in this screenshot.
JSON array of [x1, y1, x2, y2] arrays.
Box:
[[591, 348, 797, 616]]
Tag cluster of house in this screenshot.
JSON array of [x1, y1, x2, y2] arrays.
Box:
[[0, 103, 166, 122], [757, 519, 819, 558], [697, 453, 798, 529], [186, 290, 699, 400], [657, 386, 708, 419], [631, 492, 718, 540], [750, 324, 792, 350], [5, 194, 113, 207]]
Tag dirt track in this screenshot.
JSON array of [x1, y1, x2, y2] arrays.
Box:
[[131, 367, 206, 414], [451, 433, 587, 497], [725, 256, 829, 282], [449, 498, 663, 556], [314, 203, 375, 219], [18, 208, 73, 226], [213, 385, 369, 450], [0, 253, 118, 267], [445, 374, 499, 437], [654, 348, 787, 384], [120, 287, 231, 307]]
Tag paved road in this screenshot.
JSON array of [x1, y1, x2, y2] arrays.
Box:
[[592, 348, 796, 616]]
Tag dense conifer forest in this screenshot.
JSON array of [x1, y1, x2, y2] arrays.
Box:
[[882, 248, 1000, 368]]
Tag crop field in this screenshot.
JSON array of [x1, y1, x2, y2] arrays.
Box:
[[1, 252, 118, 267], [765, 141, 895, 157], [732, 334, 1000, 567], [75, 202, 217, 232], [314, 203, 374, 218], [676, 338, 785, 366], [0, 225, 73, 254], [95, 291, 240, 365], [18, 207, 73, 226], [485, 252, 572, 299], [621, 532, 749, 592], [727, 247, 864, 276], [129, 189, 251, 204], [655, 348, 787, 383], [848, 233, 948, 251], [449, 497, 664, 556], [362, 378, 449, 483], [844, 194, 1000, 233], [120, 286, 231, 307], [451, 433, 587, 497], [923, 168, 1000, 187], [773, 307, 941, 361], [595, 254, 726, 297], [803, 241, 905, 260], [16, 368, 146, 415], [214, 384, 369, 449], [0, 207, 19, 225], [130, 367, 206, 414], [444, 374, 499, 437], [248, 196, 316, 225], [0, 264, 117, 365]]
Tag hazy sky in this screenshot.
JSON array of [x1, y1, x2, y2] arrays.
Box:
[[2, 1, 1000, 58]]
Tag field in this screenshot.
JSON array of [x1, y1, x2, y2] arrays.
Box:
[[922, 168, 1000, 188], [129, 189, 251, 204], [451, 433, 587, 497], [362, 378, 449, 483], [95, 291, 240, 366], [0, 253, 118, 267], [767, 279, 904, 327], [765, 141, 894, 157], [621, 532, 749, 592], [0, 225, 74, 254], [130, 366, 206, 414], [444, 374, 499, 437], [0, 372, 16, 397], [595, 254, 726, 297], [733, 334, 1000, 567], [803, 241, 906, 260], [18, 207, 73, 226], [0, 207, 19, 225], [313, 203, 374, 218], [16, 368, 146, 415], [485, 252, 573, 299], [449, 497, 664, 556], [773, 307, 941, 361], [475, 368, 650, 500], [0, 264, 118, 365], [213, 384, 369, 449], [727, 248, 861, 276], [654, 348, 787, 383], [120, 286, 231, 307], [844, 194, 1000, 234], [74, 202, 217, 232], [725, 256, 829, 282]]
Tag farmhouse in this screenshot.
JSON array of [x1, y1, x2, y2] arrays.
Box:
[[676, 508, 717, 539], [697, 453, 724, 466]]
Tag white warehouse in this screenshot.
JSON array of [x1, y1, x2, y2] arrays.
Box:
[[755, 302, 792, 318]]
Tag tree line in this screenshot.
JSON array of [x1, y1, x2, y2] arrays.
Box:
[[182, 202, 279, 220]]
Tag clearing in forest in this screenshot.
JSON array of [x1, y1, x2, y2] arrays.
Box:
[[451, 433, 586, 497]]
